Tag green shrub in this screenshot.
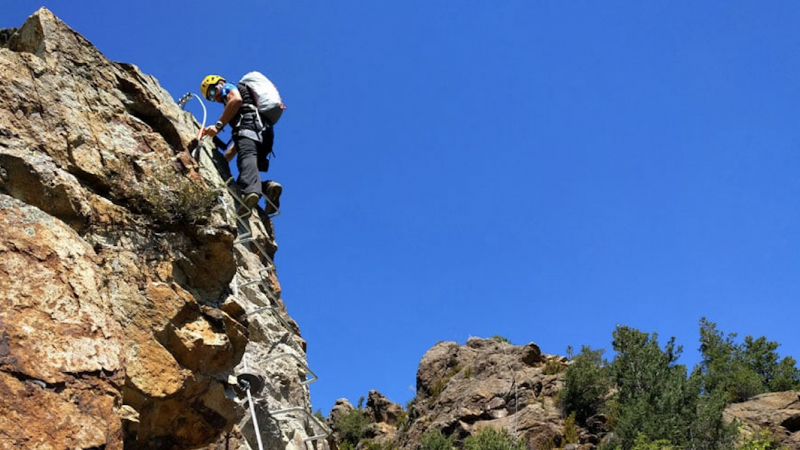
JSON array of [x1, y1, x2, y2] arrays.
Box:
[[420, 430, 453, 450], [539, 436, 558, 450], [463, 427, 525, 450], [558, 346, 611, 424], [563, 412, 579, 444], [630, 433, 676, 450], [543, 358, 564, 375], [363, 439, 395, 450], [333, 408, 370, 447], [609, 327, 692, 448], [395, 409, 409, 431], [492, 335, 511, 344], [737, 429, 785, 450], [139, 162, 217, 225], [697, 318, 800, 403]]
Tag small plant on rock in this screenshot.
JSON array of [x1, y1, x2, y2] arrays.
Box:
[[563, 412, 579, 444], [139, 161, 217, 225], [544, 358, 565, 375]]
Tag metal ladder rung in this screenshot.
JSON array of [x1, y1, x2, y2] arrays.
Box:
[[234, 237, 275, 266], [245, 305, 296, 337], [225, 177, 282, 219], [263, 353, 318, 386], [264, 197, 281, 219], [237, 268, 273, 289], [267, 406, 330, 443]]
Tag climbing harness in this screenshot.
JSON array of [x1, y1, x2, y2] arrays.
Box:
[[180, 92, 329, 448]]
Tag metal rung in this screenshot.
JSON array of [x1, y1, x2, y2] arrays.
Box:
[[222, 179, 279, 264], [225, 177, 282, 219], [264, 197, 281, 219], [263, 353, 318, 386], [237, 268, 273, 289], [245, 305, 296, 336], [267, 407, 330, 443], [233, 236, 274, 263]]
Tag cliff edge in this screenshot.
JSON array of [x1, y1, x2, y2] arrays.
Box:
[[0, 8, 324, 450]]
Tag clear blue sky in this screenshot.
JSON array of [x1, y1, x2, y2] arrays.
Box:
[[5, 2, 800, 414]]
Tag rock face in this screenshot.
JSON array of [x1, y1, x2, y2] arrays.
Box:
[[398, 337, 580, 449], [724, 391, 800, 449], [327, 337, 586, 450], [0, 8, 325, 450]]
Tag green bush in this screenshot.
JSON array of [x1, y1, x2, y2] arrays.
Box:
[[420, 430, 453, 450], [558, 346, 611, 424], [395, 409, 409, 431], [697, 318, 800, 403], [609, 327, 695, 448], [333, 408, 370, 447], [543, 358, 565, 375], [568, 319, 797, 450], [563, 412, 579, 444], [463, 427, 525, 450], [139, 162, 217, 225], [737, 429, 786, 450], [362, 439, 395, 450], [607, 325, 738, 450], [629, 433, 676, 450]]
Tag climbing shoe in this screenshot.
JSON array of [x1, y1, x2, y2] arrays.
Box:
[[237, 192, 261, 218], [244, 192, 261, 209], [262, 180, 282, 214]]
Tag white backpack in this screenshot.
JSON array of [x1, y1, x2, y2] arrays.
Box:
[[239, 71, 283, 125]]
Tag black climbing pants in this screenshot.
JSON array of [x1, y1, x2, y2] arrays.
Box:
[[234, 125, 274, 196]]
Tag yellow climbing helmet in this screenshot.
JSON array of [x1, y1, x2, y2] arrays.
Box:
[[200, 75, 225, 100]]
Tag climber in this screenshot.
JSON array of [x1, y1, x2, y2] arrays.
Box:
[[200, 74, 283, 214]]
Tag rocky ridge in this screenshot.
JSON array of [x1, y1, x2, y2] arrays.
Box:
[[342, 337, 583, 450], [0, 8, 324, 450], [328, 337, 800, 450]]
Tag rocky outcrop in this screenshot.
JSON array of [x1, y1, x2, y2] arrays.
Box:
[[329, 337, 588, 450], [399, 337, 582, 449], [0, 8, 323, 450], [724, 391, 800, 449]]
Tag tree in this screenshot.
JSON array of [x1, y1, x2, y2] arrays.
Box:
[[696, 318, 800, 403], [608, 326, 693, 449], [558, 346, 611, 424]]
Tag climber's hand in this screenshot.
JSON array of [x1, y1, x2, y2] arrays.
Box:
[[202, 126, 218, 138]]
